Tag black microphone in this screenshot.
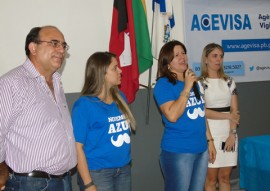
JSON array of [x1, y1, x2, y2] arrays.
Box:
[[184, 68, 200, 100], [193, 82, 201, 100]]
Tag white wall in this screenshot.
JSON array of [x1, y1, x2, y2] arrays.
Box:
[[0, 0, 184, 93]]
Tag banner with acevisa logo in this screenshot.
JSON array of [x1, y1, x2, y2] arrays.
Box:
[[183, 0, 270, 82]]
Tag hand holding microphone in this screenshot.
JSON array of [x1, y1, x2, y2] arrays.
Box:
[[184, 69, 200, 100]]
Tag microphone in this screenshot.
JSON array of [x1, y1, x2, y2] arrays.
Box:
[[184, 68, 200, 100], [193, 82, 201, 100]]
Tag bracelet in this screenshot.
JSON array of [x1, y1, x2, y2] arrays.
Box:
[[180, 91, 190, 99], [84, 181, 95, 189], [207, 138, 214, 143]]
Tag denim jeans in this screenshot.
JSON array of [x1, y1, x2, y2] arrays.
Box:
[[160, 149, 209, 191], [5, 173, 73, 191], [77, 164, 131, 191]]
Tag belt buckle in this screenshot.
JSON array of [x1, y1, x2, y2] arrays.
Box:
[[28, 172, 36, 177]]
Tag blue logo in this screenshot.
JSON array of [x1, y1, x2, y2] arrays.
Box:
[[249, 66, 254, 71], [191, 14, 252, 31]]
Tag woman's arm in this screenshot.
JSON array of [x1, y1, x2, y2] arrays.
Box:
[[205, 108, 239, 124], [159, 89, 190, 123], [159, 70, 196, 122], [205, 121, 216, 164], [230, 94, 240, 129], [224, 94, 239, 151], [76, 142, 97, 191]]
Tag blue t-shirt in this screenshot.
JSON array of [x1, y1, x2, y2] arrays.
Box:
[[153, 77, 207, 153], [72, 94, 131, 170]]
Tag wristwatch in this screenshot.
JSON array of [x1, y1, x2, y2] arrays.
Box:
[[230, 128, 237, 134]]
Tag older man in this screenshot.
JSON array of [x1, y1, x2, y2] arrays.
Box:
[[0, 26, 77, 191]]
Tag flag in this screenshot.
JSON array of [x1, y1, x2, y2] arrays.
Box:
[[151, 0, 175, 59], [132, 0, 153, 74], [109, 0, 139, 103]]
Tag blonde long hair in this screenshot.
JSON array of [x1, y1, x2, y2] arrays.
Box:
[[81, 52, 136, 131], [199, 43, 229, 81]]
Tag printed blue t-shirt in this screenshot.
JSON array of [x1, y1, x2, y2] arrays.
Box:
[[153, 77, 207, 153], [72, 94, 131, 170]]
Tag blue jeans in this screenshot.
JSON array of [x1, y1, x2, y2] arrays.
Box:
[[160, 149, 209, 191], [77, 164, 131, 191], [5, 173, 73, 191]]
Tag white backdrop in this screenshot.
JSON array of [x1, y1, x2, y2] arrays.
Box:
[[0, 0, 113, 93], [0, 0, 184, 93]]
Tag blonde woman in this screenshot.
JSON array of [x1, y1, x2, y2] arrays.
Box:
[[198, 43, 240, 191], [72, 52, 136, 191]]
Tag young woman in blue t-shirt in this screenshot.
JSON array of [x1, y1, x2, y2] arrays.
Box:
[[72, 52, 136, 191]]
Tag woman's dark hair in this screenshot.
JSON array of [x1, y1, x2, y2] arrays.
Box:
[[25, 27, 42, 57], [156, 40, 187, 84]]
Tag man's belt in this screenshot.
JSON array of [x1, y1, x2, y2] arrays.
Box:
[[8, 165, 77, 179]]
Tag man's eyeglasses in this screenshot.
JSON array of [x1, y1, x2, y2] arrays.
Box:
[[37, 40, 69, 51]]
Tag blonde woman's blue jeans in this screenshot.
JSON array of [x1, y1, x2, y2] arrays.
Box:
[[77, 164, 131, 191]]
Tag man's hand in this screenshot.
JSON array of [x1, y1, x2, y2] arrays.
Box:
[[0, 162, 9, 190]]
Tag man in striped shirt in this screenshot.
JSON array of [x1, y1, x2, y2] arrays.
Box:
[[0, 26, 77, 191]]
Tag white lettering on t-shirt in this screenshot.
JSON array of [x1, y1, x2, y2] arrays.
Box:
[[108, 115, 125, 122], [108, 120, 129, 134]]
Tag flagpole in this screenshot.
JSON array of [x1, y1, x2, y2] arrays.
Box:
[[145, 67, 152, 125], [143, 5, 155, 126], [144, 3, 157, 126]]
